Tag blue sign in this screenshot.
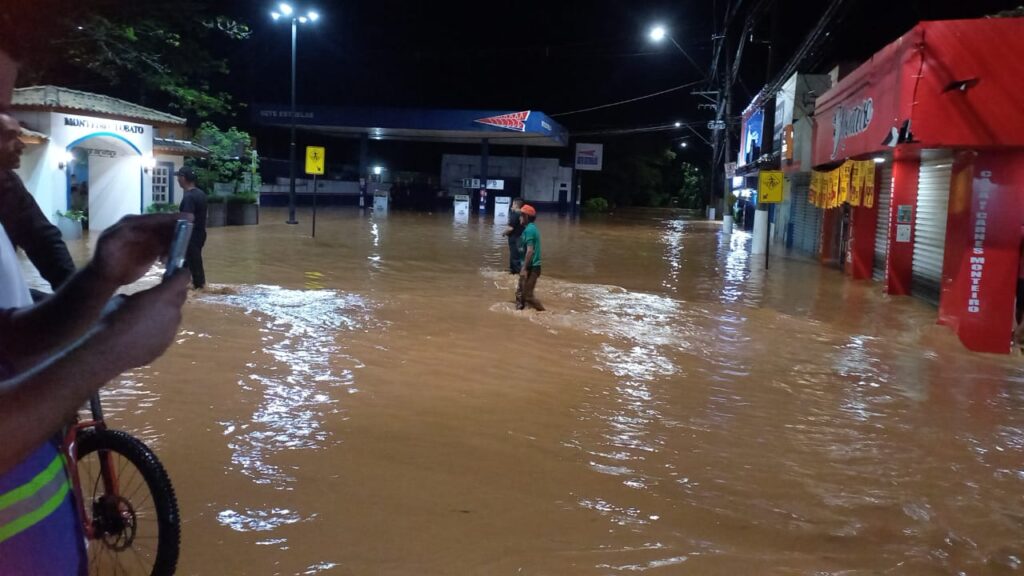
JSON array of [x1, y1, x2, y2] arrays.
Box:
[[742, 109, 764, 166]]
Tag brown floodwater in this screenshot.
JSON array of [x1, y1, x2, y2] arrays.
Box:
[[23, 207, 1024, 575]]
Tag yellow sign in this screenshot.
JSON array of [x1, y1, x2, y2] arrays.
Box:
[[305, 146, 325, 175], [758, 170, 784, 203]]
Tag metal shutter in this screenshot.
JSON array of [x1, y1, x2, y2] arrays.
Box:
[[873, 162, 894, 281], [790, 176, 821, 257], [911, 151, 953, 303]]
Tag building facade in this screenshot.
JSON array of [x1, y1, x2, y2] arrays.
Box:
[[806, 18, 1024, 353], [11, 86, 207, 231]]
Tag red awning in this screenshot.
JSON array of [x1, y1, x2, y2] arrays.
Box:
[[812, 18, 1024, 167]]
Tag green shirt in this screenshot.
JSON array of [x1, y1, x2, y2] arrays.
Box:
[[520, 222, 541, 268]]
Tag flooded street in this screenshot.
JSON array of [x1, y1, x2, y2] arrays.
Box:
[[38, 208, 1024, 574]]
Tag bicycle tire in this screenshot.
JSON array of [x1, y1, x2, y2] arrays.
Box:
[[76, 429, 181, 576]]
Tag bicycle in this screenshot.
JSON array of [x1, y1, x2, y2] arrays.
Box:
[[63, 391, 181, 575]]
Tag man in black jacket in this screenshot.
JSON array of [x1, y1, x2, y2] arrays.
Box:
[[0, 111, 76, 292], [176, 166, 207, 289]]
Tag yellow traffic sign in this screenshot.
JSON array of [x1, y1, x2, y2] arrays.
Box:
[[305, 146, 325, 175], [758, 170, 784, 203]]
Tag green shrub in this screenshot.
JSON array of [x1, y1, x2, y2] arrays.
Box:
[[145, 203, 179, 214], [226, 193, 257, 205], [206, 194, 226, 204], [583, 197, 610, 214], [57, 209, 87, 221]]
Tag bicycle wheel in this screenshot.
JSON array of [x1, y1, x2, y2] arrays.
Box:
[[76, 429, 181, 576]]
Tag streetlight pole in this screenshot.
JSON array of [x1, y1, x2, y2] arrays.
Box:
[[271, 3, 319, 225], [288, 16, 298, 224]]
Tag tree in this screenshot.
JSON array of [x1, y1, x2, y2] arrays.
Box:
[[583, 139, 708, 209], [190, 123, 260, 196], [675, 162, 707, 209], [0, 0, 250, 118]]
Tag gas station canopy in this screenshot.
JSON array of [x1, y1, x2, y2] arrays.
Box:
[[253, 105, 569, 147]]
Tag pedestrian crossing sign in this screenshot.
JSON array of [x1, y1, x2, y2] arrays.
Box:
[[758, 170, 783, 203], [305, 146, 325, 175]]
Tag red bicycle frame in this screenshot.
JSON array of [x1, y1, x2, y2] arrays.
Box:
[[61, 392, 120, 540]]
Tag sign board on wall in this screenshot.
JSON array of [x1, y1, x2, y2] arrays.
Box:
[[575, 143, 603, 171], [896, 205, 913, 224], [740, 108, 764, 166], [462, 179, 505, 190]]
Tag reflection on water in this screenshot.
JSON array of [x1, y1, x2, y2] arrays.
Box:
[[210, 285, 374, 490], [27, 208, 1024, 574]]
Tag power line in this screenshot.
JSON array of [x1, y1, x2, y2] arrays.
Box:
[[550, 79, 705, 118], [571, 120, 707, 137]]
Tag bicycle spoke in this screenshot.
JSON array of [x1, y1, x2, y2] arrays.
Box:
[[131, 542, 151, 574], [117, 454, 129, 488], [80, 432, 176, 576]]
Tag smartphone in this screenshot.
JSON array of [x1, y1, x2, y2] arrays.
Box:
[[164, 219, 194, 281]]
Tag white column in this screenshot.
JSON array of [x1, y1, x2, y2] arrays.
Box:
[[723, 214, 734, 235], [751, 210, 769, 254]]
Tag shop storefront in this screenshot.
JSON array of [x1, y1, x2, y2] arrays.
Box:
[[809, 18, 1024, 353], [776, 72, 832, 257], [11, 86, 204, 231]]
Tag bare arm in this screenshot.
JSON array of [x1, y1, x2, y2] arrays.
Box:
[[0, 271, 190, 474], [0, 213, 185, 370], [522, 245, 534, 275]]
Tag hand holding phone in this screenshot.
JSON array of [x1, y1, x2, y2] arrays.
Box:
[[164, 219, 193, 281]]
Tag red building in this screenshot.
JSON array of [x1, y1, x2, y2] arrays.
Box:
[[810, 18, 1024, 354]]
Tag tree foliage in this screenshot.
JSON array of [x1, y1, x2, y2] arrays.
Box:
[[190, 122, 260, 196], [583, 139, 707, 210], [0, 0, 250, 118]]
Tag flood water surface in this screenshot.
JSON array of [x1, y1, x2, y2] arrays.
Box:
[[43, 208, 1024, 574]]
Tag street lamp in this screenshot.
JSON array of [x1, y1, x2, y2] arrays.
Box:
[[270, 3, 319, 225], [648, 24, 704, 78], [679, 141, 688, 148]]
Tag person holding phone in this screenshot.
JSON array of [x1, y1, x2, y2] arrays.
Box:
[[0, 110, 76, 295], [176, 166, 207, 290], [0, 212, 191, 573]]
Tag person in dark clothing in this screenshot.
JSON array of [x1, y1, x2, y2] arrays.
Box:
[[176, 166, 207, 289], [0, 112, 75, 293], [502, 198, 524, 274]]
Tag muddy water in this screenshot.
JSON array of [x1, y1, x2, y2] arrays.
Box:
[[28, 208, 1024, 574]]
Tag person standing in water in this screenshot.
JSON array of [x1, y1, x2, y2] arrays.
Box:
[[503, 197, 524, 274], [176, 166, 207, 290], [516, 204, 545, 311]]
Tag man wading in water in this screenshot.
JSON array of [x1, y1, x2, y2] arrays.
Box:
[[502, 198, 524, 274], [516, 204, 545, 311]]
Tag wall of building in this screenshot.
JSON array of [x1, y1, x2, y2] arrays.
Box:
[[440, 154, 571, 204], [12, 110, 155, 230]]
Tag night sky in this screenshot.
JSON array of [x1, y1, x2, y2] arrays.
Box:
[[227, 0, 1020, 169], [5, 0, 1022, 170]]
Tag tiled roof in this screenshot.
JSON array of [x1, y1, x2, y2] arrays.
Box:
[[12, 86, 186, 126], [154, 137, 210, 157]]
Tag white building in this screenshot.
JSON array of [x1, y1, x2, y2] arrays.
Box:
[[11, 86, 208, 231], [440, 154, 572, 205]]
